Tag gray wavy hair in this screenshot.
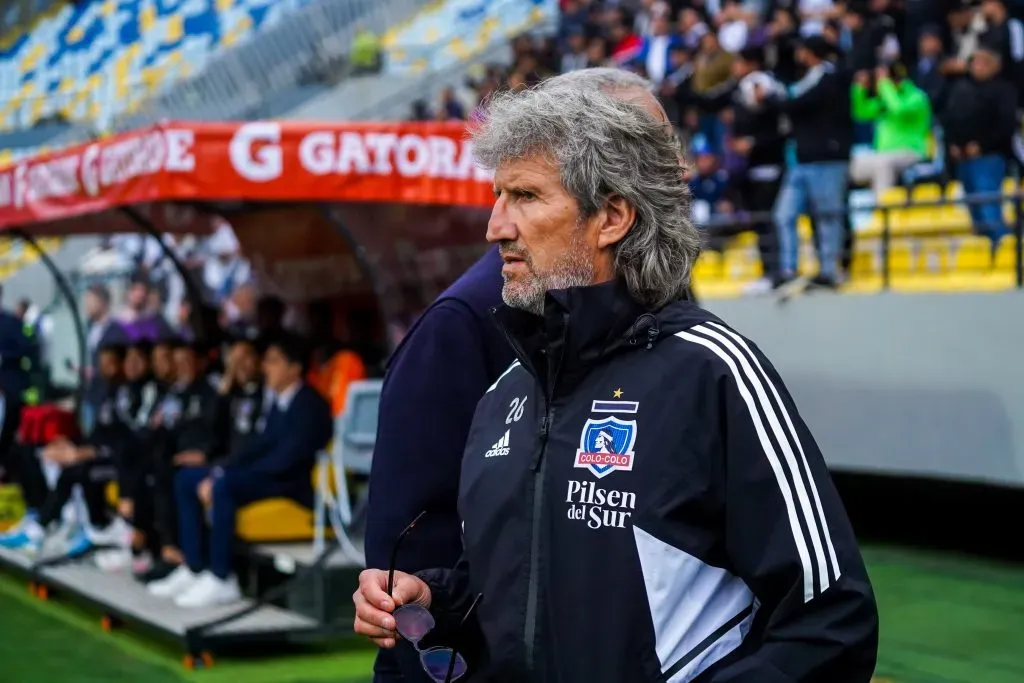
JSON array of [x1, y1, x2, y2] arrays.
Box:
[[471, 83, 700, 309]]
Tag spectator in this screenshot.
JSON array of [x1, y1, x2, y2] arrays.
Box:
[[153, 334, 332, 609], [436, 87, 466, 121], [839, 2, 901, 73], [0, 285, 32, 483], [913, 24, 950, 108], [941, 47, 1017, 243], [978, 0, 1024, 99], [764, 34, 853, 288], [561, 26, 589, 71], [850, 61, 933, 195], [350, 25, 382, 75], [636, 7, 682, 86]]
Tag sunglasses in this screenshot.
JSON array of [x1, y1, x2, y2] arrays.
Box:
[[388, 512, 481, 683]]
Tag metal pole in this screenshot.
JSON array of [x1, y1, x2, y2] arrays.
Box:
[[10, 230, 88, 416]]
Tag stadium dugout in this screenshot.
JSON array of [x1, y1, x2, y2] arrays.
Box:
[[0, 119, 495, 667]]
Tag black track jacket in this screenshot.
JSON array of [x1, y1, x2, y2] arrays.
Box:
[[417, 279, 878, 683]]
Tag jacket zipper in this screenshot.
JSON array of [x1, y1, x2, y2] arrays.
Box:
[[523, 404, 552, 675], [492, 311, 555, 677]]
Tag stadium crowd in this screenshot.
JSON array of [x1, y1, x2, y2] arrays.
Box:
[[0, 265, 382, 609], [415, 0, 1024, 292]]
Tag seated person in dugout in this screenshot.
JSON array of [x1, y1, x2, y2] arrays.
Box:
[[138, 336, 224, 584], [0, 337, 130, 556], [92, 338, 169, 573], [148, 333, 333, 609]]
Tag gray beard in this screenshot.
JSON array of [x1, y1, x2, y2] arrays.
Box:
[[501, 227, 594, 315]]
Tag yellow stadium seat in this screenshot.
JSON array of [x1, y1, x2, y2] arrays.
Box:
[[994, 236, 1020, 272], [693, 251, 723, 280], [887, 239, 914, 275], [236, 461, 338, 543], [866, 186, 909, 235], [953, 236, 992, 271], [236, 499, 315, 543], [850, 239, 879, 278], [916, 238, 951, 274], [723, 247, 761, 280]]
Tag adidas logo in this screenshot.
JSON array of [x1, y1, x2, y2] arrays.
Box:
[[485, 430, 511, 458]]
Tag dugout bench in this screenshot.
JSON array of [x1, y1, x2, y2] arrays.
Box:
[[0, 380, 381, 668]]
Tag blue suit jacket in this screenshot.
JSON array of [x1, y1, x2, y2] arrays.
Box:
[[221, 383, 333, 505]]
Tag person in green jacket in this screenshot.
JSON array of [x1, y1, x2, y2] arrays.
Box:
[[849, 62, 933, 196]]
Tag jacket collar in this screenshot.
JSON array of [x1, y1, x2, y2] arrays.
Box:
[[492, 279, 656, 397]]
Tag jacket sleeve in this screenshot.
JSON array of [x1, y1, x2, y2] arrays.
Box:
[[237, 390, 332, 478], [705, 335, 878, 682], [365, 300, 495, 571], [850, 84, 881, 122], [769, 68, 837, 116]]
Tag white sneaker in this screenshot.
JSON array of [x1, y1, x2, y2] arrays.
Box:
[[174, 572, 242, 609], [88, 517, 132, 547], [94, 548, 133, 572], [147, 565, 199, 598]]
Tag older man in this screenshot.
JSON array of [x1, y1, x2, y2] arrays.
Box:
[[365, 68, 689, 683], [356, 85, 877, 682]]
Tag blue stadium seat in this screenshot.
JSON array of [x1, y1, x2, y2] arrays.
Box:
[[0, 0, 319, 133]]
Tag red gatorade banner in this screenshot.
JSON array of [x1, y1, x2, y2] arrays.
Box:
[[0, 120, 496, 231]]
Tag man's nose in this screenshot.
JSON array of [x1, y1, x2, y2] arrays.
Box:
[[486, 197, 517, 244]]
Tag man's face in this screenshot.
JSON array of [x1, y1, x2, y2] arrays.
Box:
[[487, 157, 600, 315], [98, 351, 122, 380], [152, 344, 173, 381], [127, 283, 147, 309], [233, 342, 259, 384], [262, 347, 298, 393], [731, 57, 755, 79], [83, 291, 104, 321], [124, 348, 149, 381], [174, 348, 197, 383], [971, 52, 999, 80], [919, 33, 942, 58], [795, 46, 814, 67]]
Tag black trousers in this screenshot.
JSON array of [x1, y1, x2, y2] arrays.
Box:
[[741, 175, 783, 281], [16, 444, 50, 512], [149, 435, 180, 550], [0, 397, 23, 483], [37, 458, 116, 528]]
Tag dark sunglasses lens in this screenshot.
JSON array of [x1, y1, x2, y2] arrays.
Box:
[[394, 604, 435, 643], [421, 647, 468, 681]]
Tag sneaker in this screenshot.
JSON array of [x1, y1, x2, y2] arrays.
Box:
[[63, 527, 94, 558], [0, 512, 38, 541], [0, 528, 42, 554], [137, 559, 176, 584], [88, 517, 132, 547], [174, 572, 242, 609], [95, 548, 133, 572], [148, 565, 200, 598]]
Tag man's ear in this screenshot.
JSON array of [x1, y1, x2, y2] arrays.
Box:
[[596, 195, 636, 249]]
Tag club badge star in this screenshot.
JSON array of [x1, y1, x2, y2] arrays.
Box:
[[613, 388, 623, 398]]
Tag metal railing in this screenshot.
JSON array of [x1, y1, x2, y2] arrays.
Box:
[[699, 190, 1024, 290], [110, 0, 431, 131]]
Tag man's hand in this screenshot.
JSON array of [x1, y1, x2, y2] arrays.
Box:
[[173, 450, 207, 467], [965, 141, 982, 158], [353, 569, 432, 648], [197, 477, 213, 507], [854, 70, 871, 87], [874, 65, 890, 83]]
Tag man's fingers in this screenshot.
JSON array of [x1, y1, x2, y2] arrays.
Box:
[[355, 598, 396, 632], [358, 570, 395, 611]]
